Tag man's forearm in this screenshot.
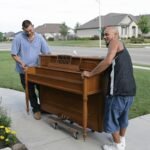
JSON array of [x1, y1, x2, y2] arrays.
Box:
[[11, 54, 25, 66], [90, 59, 110, 76]]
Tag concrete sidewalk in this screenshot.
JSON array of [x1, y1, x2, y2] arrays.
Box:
[[0, 88, 150, 150]]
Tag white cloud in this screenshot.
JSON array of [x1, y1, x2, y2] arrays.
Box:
[[0, 0, 149, 32]]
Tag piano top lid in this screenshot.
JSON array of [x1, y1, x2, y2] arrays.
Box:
[[39, 54, 104, 60]]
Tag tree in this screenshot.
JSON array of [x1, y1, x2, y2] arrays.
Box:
[[0, 32, 3, 42], [59, 22, 69, 40], [138, 15, 150, 36], [74, 22, 80, 34]]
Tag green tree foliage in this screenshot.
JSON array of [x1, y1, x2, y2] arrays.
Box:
[[59, 22, 69, 40], [138, 15, 150, 35], [74, 22, 80, 34], [0, 32, 3, 42]]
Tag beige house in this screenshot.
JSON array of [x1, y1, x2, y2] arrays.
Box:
[[35, 23, 62, 40], [76, 13, 138, 38], [35, 23, 74, 40], [4, 32, 15, 40]]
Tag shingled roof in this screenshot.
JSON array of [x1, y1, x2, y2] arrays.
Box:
[[77, 13, 137, 30], [35, 23, 62, 34]]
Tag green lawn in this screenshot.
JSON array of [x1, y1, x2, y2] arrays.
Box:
[[47, 39, 150, 48], [0, 51, 23, 91], [48, 40, 101, 47], [130, 69, 150, 118], [0, 51, 150, 118]]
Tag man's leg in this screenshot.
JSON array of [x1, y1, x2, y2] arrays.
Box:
[[28, 82, 40, 113], [112, 131, 120, 143], [19, 74, 41, 120], [119, 128, 126, 148], [19, 74, 25, 89], [103, 96, 125, 150], [120, 128, 126, 137], [118, 96, 134, 148]]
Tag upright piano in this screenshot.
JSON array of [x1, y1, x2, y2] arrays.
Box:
[[25, 55, 107, 138]]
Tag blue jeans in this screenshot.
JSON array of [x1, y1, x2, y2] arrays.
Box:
[[104, 95, 134, 133]]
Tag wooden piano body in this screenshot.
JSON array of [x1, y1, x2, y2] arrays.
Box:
[[25, 55, 107, 137]]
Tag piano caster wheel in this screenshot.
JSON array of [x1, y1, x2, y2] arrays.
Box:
[[73, 131, 79, 139], [70, 121, 74, 124], [53, 122, 58, 129]]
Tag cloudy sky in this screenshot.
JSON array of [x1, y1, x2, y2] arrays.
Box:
[[0, 0, 149, 32]]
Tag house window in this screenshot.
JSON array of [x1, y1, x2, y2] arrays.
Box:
[[125, 28, 127, 35], [121, 26, 127, 37], [132, 26, 136, 36], [121, 27, 125, 35]]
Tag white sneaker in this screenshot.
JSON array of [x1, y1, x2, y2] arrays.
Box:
[[103, 144, 118, 150], [116, 143, 125, 150], [103, 143, 125, 150], [120, 137, 126, 148]]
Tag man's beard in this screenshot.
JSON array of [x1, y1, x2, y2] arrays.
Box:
[[26, 32, 34, 37], [26, 33, 30, 37], [105, 41, 110, 47]]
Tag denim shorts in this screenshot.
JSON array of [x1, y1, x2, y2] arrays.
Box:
[[104, 95, 134, 133]]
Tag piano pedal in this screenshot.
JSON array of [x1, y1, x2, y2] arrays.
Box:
[[47, 115, 82, 139]]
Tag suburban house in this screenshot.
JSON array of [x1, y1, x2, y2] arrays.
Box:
[[35, 23, 74, 40], [76, 13, 139, 38], [3, 32, 15, 40], [35, 23, 62, 40]]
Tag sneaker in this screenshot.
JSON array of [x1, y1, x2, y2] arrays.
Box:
[[34, 111, 41, 120], [120, 137, 126, 148], [103, 143, 125, 150], [103, 144, 117, 150]]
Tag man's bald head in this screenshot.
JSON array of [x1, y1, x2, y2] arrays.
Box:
[[104, 26, 119, 37], [103, 26, 119, 46]]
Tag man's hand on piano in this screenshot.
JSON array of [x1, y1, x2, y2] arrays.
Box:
[[81, 71, 92, 78], [21, 63, 28, 72]]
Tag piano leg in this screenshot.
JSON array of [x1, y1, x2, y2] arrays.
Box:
[[83, 97, 88, 140], [25, 71, 29, 113], [83, 78, 88, 140]]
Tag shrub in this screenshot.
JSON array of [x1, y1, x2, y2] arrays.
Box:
[[90, 35, 99, 40], [0, 126, 17, 147], [47, 37, 54, 41], [77, 37, 91, 40], [0, 114, 11, 127], [0, 98, 17, 147], [130, 37, 144, 43]]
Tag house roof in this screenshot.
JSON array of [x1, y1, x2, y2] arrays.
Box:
[[35, 23, 62, 34], [77, 13, 137, 30], [4, 32, 15, 38]]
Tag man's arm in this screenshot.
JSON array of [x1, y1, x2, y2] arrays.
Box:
[[11, 35, 27, 72], [82, 40, 119, 78], [11, 54, 27, 71]]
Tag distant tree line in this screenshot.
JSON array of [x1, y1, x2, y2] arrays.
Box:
[[0, 32, 4, 41], [138, 15, 150, 36], [1, 15, 150, 42]]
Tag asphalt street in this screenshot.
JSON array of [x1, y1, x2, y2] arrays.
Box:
[[0, 43, 150, 65]]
